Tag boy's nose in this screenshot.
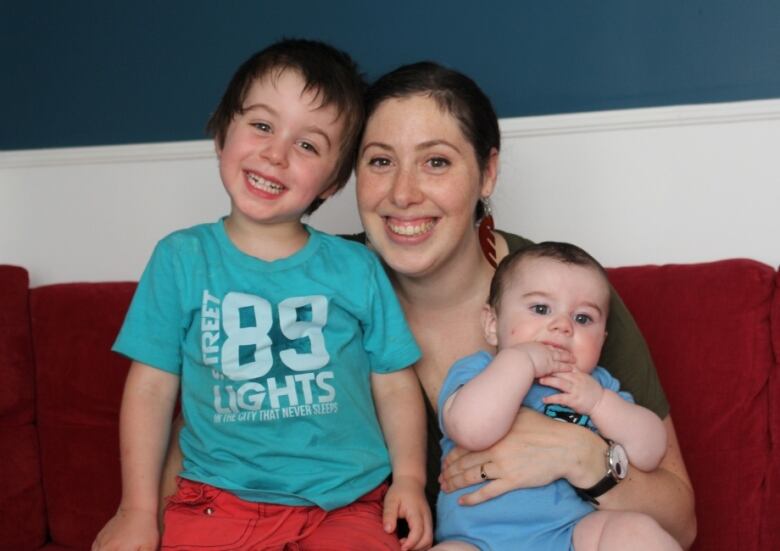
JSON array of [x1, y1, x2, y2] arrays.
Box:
[[389, 168, 423, 208], [262, 139, 289, 168]]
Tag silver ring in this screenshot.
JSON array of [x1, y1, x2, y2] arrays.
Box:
[[480, 463, 488, 480]]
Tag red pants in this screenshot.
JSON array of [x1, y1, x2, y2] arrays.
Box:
[[161, 478, 401, 550]]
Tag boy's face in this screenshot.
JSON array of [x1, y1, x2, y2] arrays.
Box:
[[217, 69, 345, 227], [483, 256, 610, 373]]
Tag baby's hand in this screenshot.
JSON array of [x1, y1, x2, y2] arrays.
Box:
[[91, 507, 158, 551], [382, 476, 433, 551], [511, 342, 575, 379], [540, 368, 604, 414]]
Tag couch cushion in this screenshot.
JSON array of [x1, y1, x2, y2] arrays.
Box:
[[608, 259, 775, 551], [31, 281, 136, 550], [0, 265, 47, 550]]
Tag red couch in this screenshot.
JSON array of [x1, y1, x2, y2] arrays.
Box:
[[1, 259, 779, 550]]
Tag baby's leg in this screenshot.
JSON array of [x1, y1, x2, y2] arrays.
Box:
[[431, 541, 479, 551], [573, 510, 682, 551]]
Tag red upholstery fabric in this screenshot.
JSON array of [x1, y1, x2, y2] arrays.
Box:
[[30, 282, 136, 550], [608, 259, 775, 551], [764, 269, 780, 548], [0, 265, 47, 550]]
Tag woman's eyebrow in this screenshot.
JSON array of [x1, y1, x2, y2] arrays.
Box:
[[360, 142, 393, 155], [416, 139, 461, 154]]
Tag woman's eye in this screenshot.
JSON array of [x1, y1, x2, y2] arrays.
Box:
[[427, 157, 450, 169], [532, 304, 550, 315], [367, 157, 392, 168], [574, 313, 593, 325]]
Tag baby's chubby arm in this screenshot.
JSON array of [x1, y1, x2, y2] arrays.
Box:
[[371, 367, 432, 551], [540, 369, 667, 471], [92, 361, 180, 551], [443, 343, 574, 452]]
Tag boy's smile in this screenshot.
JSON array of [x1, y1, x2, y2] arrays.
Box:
[[217, 69, 345, 233]]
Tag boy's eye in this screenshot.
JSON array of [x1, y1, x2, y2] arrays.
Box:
[[426, 157, 450, 169], [252, 122, 272, 133], [531, 304, 550, 315], [574, 313, 593, 325], [298, 141, 319, 154]]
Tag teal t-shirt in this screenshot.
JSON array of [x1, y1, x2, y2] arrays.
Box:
[[114, 221, 421, 510]]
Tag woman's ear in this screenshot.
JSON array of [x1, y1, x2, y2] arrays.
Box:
[[480, 147, 499, 198], [481, 303, 499, 347]]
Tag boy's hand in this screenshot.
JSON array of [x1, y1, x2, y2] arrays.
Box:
[[382, 476, 433, 551], [512, 342, 575, 379], [540, 367, 604, 414], [91, 507, 159, 551]]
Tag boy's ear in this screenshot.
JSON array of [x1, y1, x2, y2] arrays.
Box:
[[317, 182, 341, 201], [214, 140, 222, 159], [482, 304, 499, 347]]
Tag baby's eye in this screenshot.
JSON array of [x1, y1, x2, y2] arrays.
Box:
[[531, 304, 550, 315], [426, 157, 450, 169], [252, 122, 272, 133], [574, 313, 593, 325]]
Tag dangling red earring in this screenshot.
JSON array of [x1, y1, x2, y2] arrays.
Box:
[[478, 197, 497, 268]]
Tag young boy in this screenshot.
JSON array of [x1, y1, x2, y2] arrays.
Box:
[[434, 242, 679, 551], [93, 39, 431, 551]]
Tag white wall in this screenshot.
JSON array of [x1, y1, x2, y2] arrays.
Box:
[[2, 99, 779, 287]]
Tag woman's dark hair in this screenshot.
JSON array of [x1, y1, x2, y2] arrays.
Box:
[[361, 62, 501, 219]]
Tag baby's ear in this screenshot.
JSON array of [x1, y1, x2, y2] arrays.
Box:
[[481, 304, 499, 347]]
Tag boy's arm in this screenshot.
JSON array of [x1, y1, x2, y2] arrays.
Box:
[[443, 344, 573, 451], [93, 361, 180, 551], [371, 368, 432, 551]]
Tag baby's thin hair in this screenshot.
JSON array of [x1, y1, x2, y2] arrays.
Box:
[[488, 241, 609, 311]]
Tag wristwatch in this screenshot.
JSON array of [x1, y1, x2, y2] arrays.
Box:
[[573, 439, 628, 505]]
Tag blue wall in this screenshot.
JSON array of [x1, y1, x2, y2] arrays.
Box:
[[3, 0, 780, 150]]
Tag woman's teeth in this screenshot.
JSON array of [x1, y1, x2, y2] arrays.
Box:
[[247, 172, 284, 194], [387, 220, 435, 236]]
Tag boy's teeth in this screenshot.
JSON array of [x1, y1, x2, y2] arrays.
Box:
[[388, 220, 435, 236], [247, 172, 284, 194]]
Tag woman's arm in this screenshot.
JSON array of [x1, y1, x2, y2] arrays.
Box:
[[439, 411, 696, 548]]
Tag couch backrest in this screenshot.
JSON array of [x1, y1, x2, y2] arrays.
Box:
[[31, 279, 136, 549], [0, 265, 47, 550], [608, 258, 780, 550]]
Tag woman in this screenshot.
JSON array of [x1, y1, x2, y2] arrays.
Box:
[[161, 61, 696, 547], [353, 62, 694, 547]]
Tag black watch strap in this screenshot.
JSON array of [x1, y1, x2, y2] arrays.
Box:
[[573, 475, 619, 506]]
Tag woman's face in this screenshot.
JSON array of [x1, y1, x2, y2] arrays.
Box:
[[356, 95, 497, 279]]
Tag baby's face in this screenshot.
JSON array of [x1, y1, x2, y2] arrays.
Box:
[[487, 257, 610, 372]]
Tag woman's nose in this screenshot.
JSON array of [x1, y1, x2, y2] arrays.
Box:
[[389, 168, 423, 208]]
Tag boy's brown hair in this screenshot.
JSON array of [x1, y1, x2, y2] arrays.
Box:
[[207, 39, 366, 214]]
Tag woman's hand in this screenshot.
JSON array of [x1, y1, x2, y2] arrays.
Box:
[[439, 407, 606, 505]]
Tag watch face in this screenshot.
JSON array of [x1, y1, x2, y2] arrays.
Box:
[[609, 443, 629, 480]]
